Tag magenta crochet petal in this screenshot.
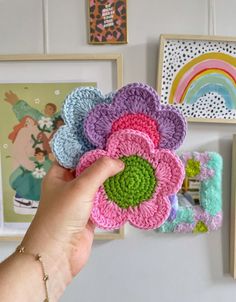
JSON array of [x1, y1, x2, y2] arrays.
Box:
[[128, 197, 171, 229], [90, 188, 128, 230]]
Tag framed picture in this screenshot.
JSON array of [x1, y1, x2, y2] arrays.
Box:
[[157, 151, 223, 233], [157, 34, 236, 123], [0, 54, 124, 241], [88, 0, 127, 44], [230, 134, 236, 278]]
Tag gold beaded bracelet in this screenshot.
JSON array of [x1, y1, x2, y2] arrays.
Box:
[[15, 245, 49, 302]]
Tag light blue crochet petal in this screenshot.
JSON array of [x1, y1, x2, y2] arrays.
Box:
[[51, 87, 114, 168], [62, 87, 112, 130], [50, 126, 85, 168]]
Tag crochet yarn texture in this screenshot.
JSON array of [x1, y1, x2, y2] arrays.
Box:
[[104, 155, 157, 209], [84, 83, 187, 150], [50, 87, 113, 168], [51, 83, 187, 230], [157, 152, 223, 233], [76, 129, 185, 230]]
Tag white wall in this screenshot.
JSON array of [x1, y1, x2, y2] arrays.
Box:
[[1, 0, 236, 301]]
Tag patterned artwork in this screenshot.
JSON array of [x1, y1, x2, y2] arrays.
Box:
[[158, 36, 236, 121], [157, 152, 223, 233], [88, 0, 127, 44], [0, 82, 95, 224]]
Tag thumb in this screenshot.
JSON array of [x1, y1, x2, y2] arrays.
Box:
[[73, 156, 125, 198]]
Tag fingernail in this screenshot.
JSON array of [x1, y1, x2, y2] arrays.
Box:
[[116, 159, 125, 170]]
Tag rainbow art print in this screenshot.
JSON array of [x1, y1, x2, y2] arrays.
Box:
[[157, 35, 236, 122]]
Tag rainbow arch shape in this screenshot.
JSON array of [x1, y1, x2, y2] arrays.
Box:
[[169, 53, 236, 109]]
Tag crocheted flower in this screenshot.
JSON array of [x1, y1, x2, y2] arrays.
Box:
[[76, 129, 185, 230], [182, 152, 215, 181], [84, 83, 187, 150], [50, 87, 113, 168]]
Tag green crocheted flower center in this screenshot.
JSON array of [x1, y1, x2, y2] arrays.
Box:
[[104, 155, 157, 209], [186, 159, 201, 178]]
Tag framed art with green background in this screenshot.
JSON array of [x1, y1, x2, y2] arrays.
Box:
[[0, 54, 124, 240]]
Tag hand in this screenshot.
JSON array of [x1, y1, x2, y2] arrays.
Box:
[[4, 90, 19, 105], [21, 157, 124, 299], [48, 152, 55, 161]]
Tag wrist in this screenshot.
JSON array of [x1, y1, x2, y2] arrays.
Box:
[[21, 217, 73, 301]]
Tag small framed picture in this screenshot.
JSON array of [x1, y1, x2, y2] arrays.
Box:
[[156, 152, 223, 234], [157, 34, 236, 124], [88, 0, 128, 44]]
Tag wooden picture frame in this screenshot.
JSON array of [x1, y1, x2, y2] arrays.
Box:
[[0, 53, 124, 241], [230, 134, 236, 277], [157, 34, 236, 124]]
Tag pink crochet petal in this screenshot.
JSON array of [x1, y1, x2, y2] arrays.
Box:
[[106, 129, 155, 159], [128, 196, 171, 229], [151, 149, 185, 196], [76, 149, 108, 175], [91, 188, 128, 230]]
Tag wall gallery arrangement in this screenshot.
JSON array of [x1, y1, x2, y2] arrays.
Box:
[[157, 35, 236, 123], [0, 30, 235, 276]]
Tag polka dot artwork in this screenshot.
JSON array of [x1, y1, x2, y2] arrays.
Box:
[[159, 37, 236, 120], [52, 83, 187, 230], [156, 152, 223, 233]]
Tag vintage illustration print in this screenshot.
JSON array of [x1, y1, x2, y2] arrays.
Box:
[[0, 82, 95, 223]]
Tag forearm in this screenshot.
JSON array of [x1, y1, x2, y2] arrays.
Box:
[[0, 216, 73, 302], [0, 252, 46, 302]]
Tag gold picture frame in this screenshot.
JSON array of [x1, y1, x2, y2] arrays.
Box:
[[157, 34, 236, 124], [0, 53, 124, 241]]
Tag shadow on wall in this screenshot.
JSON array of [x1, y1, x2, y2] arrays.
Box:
[[146, 38, 159, 88], [203, 136, 231, 280]]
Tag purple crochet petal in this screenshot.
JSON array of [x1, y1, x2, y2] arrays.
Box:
[[84, 83, 161, 148], [156, 106, 187, 150], [112, 83, 161, 115], [84, 103, 119, 148]]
